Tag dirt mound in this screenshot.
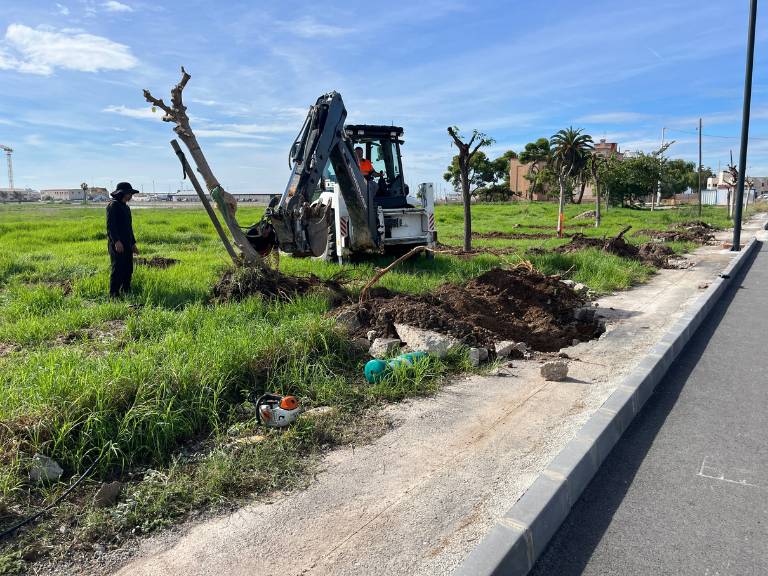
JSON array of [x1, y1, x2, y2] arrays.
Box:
[[213, 266, 348, 304], [339, 267, 603, 351], [638, 242, 677, 267], [554, 228, 681, 268], [555, 231, 641, 260], [634, 221, 719, 243], [135, 256, 180, 268]]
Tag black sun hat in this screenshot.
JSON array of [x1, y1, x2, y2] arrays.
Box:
[[110, 182, 140, 199]]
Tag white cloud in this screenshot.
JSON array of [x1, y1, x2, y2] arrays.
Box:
[[575, 112, 651, 124], [0, 24, 138, 75], [285, 17, 350, 39], [56, 3, 70, 16], [103, 105, 159, 119], [102, 1, 133, 12]]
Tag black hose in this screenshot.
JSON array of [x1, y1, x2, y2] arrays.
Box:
[[0, 450, 106, 542]]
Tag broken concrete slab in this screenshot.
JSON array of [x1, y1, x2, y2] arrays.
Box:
[[468, 347, 489, 367], [369, 338, 401, 359], [394, 324, 458, 359]]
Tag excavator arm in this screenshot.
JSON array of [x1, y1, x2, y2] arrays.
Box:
[[267, 91, 377, 256]]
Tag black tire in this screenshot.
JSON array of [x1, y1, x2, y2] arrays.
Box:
[[312, 208, 337, 262]]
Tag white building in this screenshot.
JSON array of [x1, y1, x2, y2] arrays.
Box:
[[41, 188, 86, 201]]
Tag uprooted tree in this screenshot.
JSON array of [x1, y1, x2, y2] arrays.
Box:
[[143, 67, 263, 266], [447, 126, 495, 251]]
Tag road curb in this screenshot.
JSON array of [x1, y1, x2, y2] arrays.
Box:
[[454, 235, 762, 576]]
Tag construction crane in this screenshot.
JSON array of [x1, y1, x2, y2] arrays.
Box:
[[0, 144, 13, 191]]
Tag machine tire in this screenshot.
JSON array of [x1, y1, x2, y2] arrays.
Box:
[[312, 208, 337, 262]]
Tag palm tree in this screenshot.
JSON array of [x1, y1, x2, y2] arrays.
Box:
[[550, 127, 593, 237]]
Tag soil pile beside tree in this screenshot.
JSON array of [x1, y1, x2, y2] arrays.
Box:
[[339, 267, 603, 351], [213, 267, 348, 304], [635, 220, 719, 243], [135, 256, 179, 268]]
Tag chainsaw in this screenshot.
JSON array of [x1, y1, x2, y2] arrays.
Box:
[[255, 393, 301, 428]]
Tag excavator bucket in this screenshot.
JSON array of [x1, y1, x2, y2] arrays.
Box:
[[305, 202, 333, 257]]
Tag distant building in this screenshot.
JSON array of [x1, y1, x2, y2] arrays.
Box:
[[41, 188, 86, 201], [508, 158, 532, 197], [593, 139, 623, 160], [0, 187, 40, 201], [170, 192, 279, 204]]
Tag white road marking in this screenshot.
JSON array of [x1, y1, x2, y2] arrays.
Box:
[[697, 456, 763, 489]]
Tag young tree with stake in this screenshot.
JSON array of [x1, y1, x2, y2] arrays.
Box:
[[550, 127, 593, 237], [446, 127, 494, 251]]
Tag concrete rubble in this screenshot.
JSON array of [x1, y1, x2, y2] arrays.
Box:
[[541, 360, 569, 381], [368, 338, 402, 359], [394, 323, 459, 359]]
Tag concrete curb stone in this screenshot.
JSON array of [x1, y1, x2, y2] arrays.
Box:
[[454, 233, 762, 576]]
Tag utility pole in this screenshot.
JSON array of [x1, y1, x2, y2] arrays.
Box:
[[653, 127, 666, 211], [733, 0, 757, 252], [698, 118, 703, 217]]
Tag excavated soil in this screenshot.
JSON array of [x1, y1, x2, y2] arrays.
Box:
[[339, 267, 603, 351], [634, 220, 719, 244], [213, 266, 348, 304], [135, 256, 180, 268], [553, 231, 679, 268]]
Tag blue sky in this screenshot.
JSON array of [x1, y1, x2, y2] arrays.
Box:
[[0, 0, 766, 194]]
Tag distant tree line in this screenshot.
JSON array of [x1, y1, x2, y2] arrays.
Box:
[[444, 125, 714, 246], [444, 133, 713, 208]]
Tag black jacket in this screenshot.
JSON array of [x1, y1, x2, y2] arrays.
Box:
[[106, 200, 136, 248]]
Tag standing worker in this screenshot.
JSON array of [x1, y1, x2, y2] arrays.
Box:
[[106, 182, 139, 298]]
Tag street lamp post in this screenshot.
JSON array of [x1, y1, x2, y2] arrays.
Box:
[[732, 0, 758, 251]]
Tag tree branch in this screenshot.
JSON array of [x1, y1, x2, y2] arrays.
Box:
[[144, 67, 262, 266]]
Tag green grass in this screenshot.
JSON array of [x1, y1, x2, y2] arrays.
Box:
[[0, 201, 736, 568]]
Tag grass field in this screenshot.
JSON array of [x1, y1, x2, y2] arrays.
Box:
[[0, 200, 735, 570]]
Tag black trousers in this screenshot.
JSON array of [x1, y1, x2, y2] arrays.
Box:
[[109, 246, 133, 297]]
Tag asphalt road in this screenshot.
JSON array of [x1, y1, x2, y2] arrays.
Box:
[[532, 242, 768, 576]]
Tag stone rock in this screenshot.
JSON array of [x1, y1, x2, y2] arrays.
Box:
[[351, 338, 371, 353], [29, 453, 63, 483], [541, 360, 569, 381], [574, 307, 596, 322], [561, 279, 576, 287], [232, 434, 266, 446], [335, 308, 362, 332], [495, 341, 526, 358], [94, 481, 122, 508], [366, 330, 377, 342], [573, 209, 596, 220], [468, 347, 488, 367], [394, 324, 458, 359], [369, 338, 401, 359], [300, 406, 337, 420]]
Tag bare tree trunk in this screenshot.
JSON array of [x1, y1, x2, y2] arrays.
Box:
[[557, 175, 566, 237], [462, 169, 472, 251], [594, 179, 601, 227], [144, 68, 262, 266], [574, 178, 587, 204]]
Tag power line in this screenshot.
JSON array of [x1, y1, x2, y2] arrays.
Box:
[[666, 127, 768, 141]]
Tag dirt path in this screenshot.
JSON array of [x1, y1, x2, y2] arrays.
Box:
[[96, 217, 766, 576]]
